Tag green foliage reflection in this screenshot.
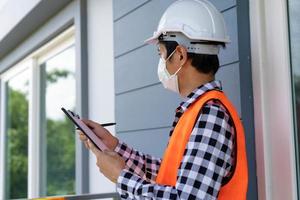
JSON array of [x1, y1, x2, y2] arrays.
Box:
[[7, 88, 29, 199], [6, 68, 75, 198]]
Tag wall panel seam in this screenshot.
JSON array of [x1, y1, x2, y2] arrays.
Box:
[[117, 126, 173, 134], [113, 0, 152, 22], [115, 61, 240, 96]]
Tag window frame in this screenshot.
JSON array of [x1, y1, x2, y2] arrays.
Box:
[[0, 26, 77, 199], [0, 59, 31, 199], [0, 0, 89, 198], [31, 27, 76, 197]]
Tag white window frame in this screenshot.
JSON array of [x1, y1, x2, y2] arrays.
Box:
[[29, 26, 75, 197], [0, 26, 76, 199]]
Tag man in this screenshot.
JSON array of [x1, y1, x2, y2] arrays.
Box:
[[79, 0, 248, 199]]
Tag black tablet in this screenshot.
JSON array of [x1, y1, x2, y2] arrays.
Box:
[[61, 107, 108, 151]]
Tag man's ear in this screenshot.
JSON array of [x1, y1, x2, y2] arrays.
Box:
[[176, 45, 188, 67]]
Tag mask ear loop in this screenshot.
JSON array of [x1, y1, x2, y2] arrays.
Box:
[[165, 47, 183, 77], [170, 65, 183, 77], [165, 48, 177, 62]]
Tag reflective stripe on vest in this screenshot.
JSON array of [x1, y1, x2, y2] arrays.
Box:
[[156, 90, 248, 199]]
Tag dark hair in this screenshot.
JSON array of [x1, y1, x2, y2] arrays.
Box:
[[160, 40, 221, 75]]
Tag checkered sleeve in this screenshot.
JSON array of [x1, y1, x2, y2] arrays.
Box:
[[116, 101, 235, 200], [115, 141, 162, 182]]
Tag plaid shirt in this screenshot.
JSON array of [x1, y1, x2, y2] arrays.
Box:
[[115, 80, 235, 200]]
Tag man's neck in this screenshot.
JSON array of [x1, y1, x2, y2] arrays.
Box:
[[179, 68, 215, 97]]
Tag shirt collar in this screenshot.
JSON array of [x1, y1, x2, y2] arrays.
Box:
[[178, 80, 222, 112]]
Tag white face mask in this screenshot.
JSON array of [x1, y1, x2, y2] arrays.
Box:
[[157, 50, 182, 93]]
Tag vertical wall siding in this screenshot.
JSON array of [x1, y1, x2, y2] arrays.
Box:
[[113, 0, 257, 199]]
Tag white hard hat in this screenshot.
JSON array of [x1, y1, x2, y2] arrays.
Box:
[[145, 0, 230, 55]]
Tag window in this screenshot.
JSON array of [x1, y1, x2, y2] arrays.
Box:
[[3, 67, 30, 199], [0, 27, 76, 199], [40, 45, 76, 196]]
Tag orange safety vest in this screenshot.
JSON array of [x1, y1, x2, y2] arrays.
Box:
[[156, 90, 248, 199]]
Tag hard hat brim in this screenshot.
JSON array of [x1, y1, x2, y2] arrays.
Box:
[[144, 32, 161, 44], [144, 30, 231, 45]]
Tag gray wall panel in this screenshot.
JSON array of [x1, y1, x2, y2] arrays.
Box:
[[219, 8, 239, 66], [116, 62, 241, 134], [115, 45, 158, 94], [114, 0, 176, 57], [113, 0, 257, 199], [115, 8, 239, 95], [116, 84, 181, 132], [216, 63, 241, 115], [210, 0, 236, 11], [113, 0, 241, 150], [118, 127, 171, 158], [113, 0, 150, 21], [114, 0, 238, 58]]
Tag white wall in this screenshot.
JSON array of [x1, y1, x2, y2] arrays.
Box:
[[87, 0, 116, 194], [250, 0, 297, 199]]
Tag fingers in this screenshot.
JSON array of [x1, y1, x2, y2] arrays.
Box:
[[104, 149, 118, 157], [79, 132, 87, 141], [87, 139, 101, 156], [77, 131, 89, 149], [81, 119, 110, 141], [81, 119, 100, 129]]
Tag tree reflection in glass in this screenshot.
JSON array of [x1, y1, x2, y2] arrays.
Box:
[[40, 45, 76, 196], [6, 69, 29, 199]]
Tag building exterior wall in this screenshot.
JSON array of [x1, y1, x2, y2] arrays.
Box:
[[113, 0, 257, 199], [0, 0, 41, 41], [87, 0, 116, 194], [250, 0, 298, 199], [0, 0, 90, 198], [0, 0, 298, 199]]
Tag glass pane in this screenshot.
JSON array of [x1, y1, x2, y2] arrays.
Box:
[[5, 69, 29, 199], [40, 46, 76, 196], [288, 0, 300, 194]]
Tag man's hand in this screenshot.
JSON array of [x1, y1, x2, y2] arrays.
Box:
[[78, 119, 119, 151], [87, 139, 126, 183]]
